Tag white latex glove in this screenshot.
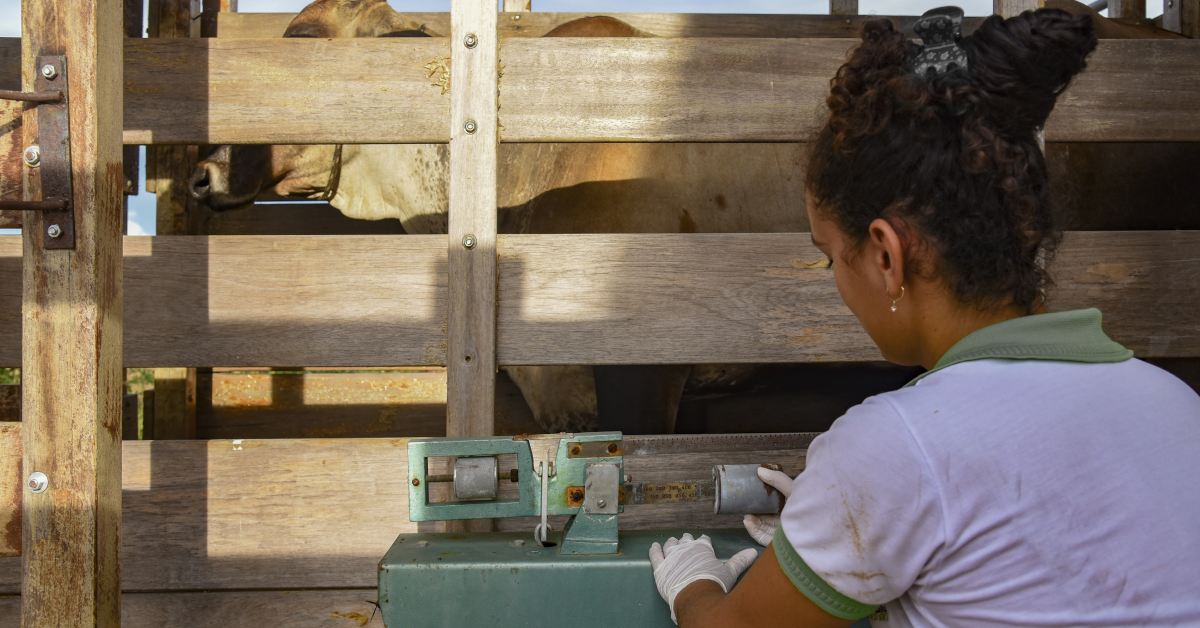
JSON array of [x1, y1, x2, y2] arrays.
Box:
[[649, 533, 760, 624], [742, 467, 795, 546]]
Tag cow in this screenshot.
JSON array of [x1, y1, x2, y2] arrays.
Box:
[[191, 0, 809, 434], [191, 0, 1198, 433]]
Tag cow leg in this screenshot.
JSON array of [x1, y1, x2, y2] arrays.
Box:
[[592, 365, 693, 435], [501, 365, 599, 433]]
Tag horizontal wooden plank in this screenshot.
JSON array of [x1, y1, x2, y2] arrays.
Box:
[[0, 422, 18, 558], [1, 232, 1197, 367], [0, 235, 448, 367], [0, 589, 389, 627], [496, 231, 1200, 364], [123, 38, 450, 145], [0, 437, 805, 592], [501, 38, 1200, 143], [216, 11, 985, 40], [0, 38, 16, 91], [0, 387, 16, 422], [1, 38, 1197, 145]]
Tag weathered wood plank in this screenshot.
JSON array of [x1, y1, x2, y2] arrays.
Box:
[[20, 0, 124, 620], [3, 38, 1199, 146], [995, 0, 1042, 17], [0, 235, 449, 368], [0, 438, 803, 592], [0, 99, 21, 208], [1163, 0, 1199, 37], [0, 39, 17, 91], [0, 232, 1196, 368], [495, 231, 1200, 364], [0, 423, 19, 557], [0, 387, 17, 422], [214, 12, 990, 40], [123, 38, 451, 145], [1, 589, 388, 627], [447, 0, 499, 442], [501, 38, 1200, 143]]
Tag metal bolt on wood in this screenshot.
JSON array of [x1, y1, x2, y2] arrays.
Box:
[[464, 33, 478, 48], [513, 14, 520, 19], [463, 234, 477, 249], [47, 224, 62, 238], [40, 64, 58, 80], [463, 119, 478, 134], [27, 472, 48, 493], [23, 145, 41, 167]]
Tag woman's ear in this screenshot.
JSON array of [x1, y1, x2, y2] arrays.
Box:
[[867, 218, 907, 298]]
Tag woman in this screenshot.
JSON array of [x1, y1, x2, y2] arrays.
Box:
[[648, 7, 1200, 627]]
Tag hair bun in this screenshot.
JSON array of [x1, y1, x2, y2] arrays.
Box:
[[968, 8, 1098, 138]]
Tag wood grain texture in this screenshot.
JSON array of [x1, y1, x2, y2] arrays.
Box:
[[500, 38, 1200, 142], [153, 368, 196, 439], [20, 0, 124, 620], [0, 423, 18, 557], [1, 232, 1198, 368], [830, 0, 859, 15], [1108, 0, 1146, 19], [0, 99, 21, 206], [447, 0, 500, 440], [123, 38, 451, 145], [995, 0, 1044, 16], [0, 235, 450, 368], [0, 589, 390, 627], [0, 438, 800, 592], [0, 39, 16, 91], [0, 387, 16, 422], [214, 12, 989, 40], [1163, 0, 1199, 36]]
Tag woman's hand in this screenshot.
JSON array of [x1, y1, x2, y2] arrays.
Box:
[[649, 533, 760, 624], [742, 468, 795, 546]]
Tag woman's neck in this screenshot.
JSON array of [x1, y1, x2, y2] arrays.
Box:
[[912, 298, 1030, 370]]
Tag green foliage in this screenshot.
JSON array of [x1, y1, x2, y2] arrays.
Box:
[[125, 368, 154, 395], [0, 368, 18, 385]]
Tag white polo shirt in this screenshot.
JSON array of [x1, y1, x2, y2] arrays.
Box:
[[774, 309, 1200, 628]]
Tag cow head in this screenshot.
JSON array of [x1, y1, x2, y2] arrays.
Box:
[[189, 0, 440, 212]]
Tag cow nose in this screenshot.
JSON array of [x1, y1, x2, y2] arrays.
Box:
[[189, 164, 213, 201]]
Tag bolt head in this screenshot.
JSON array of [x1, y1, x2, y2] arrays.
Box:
[[27, 472, 48, 493], [40, 64, 58, 80], [462, 234, 477, 249], [411, 477, 421, 487], [607, 443, 618, 454], [47, 224, 62, 238], [23, 145, 41, 167], [463, 119, 478, 134], [513, 13, 521, 20], [596, 499, 607, 508], [464, 33, 478, 48]]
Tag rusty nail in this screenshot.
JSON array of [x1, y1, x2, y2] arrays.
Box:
[[23, 145, 40, 167], [607, 443, 618, 454], [40, 64, 57, 80], [27, 472, 48, 493], [570, 445, 582, 455], [412, 477, 420, 487], [47, 224, 62, 238], [463, 234, 477, 249], [463, 119, 478, 134], [464, 33, 478, 48]]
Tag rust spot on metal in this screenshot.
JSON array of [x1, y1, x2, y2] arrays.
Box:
[[606, 443, 618, 454], [566, 486, 585, 508], [570, 445, 581, 455], [412, 477, 420, 487]]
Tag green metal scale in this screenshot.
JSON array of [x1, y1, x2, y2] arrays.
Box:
[[378, 432, 869, 627]]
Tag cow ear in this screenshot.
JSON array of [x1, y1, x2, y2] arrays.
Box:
[[283, 21, 330, 38]]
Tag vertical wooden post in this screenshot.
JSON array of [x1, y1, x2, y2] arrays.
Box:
[[994, 0, 1042, 16], [447, 0, 499, 439], [830, 0, 858, 16], [503, 0, 532, 12], [1164, 0, 1199, 36], [1108, 0, 1146, 18], [20, 0, 123, 619], [447, 0, 499, 534], [152, 367, 196, 439]]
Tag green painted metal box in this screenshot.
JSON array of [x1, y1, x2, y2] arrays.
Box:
[[378, 529, 759, 627]]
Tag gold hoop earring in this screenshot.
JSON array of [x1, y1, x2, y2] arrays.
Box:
[[889, 286, 905, 312]]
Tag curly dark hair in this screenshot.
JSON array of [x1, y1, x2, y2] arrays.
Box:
[[806, 8, 1098, 313]]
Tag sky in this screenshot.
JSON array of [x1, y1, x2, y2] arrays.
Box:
[[0, 0, 1160, 236]]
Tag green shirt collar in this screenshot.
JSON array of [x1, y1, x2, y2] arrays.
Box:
[[904, 308, 1133, 388]]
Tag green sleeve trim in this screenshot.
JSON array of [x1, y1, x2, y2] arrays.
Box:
[[772, 527, 877, 621]]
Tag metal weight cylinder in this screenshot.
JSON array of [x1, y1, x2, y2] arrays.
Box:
[[712, 464, 785, 515], [454, 456, 499, 500]]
